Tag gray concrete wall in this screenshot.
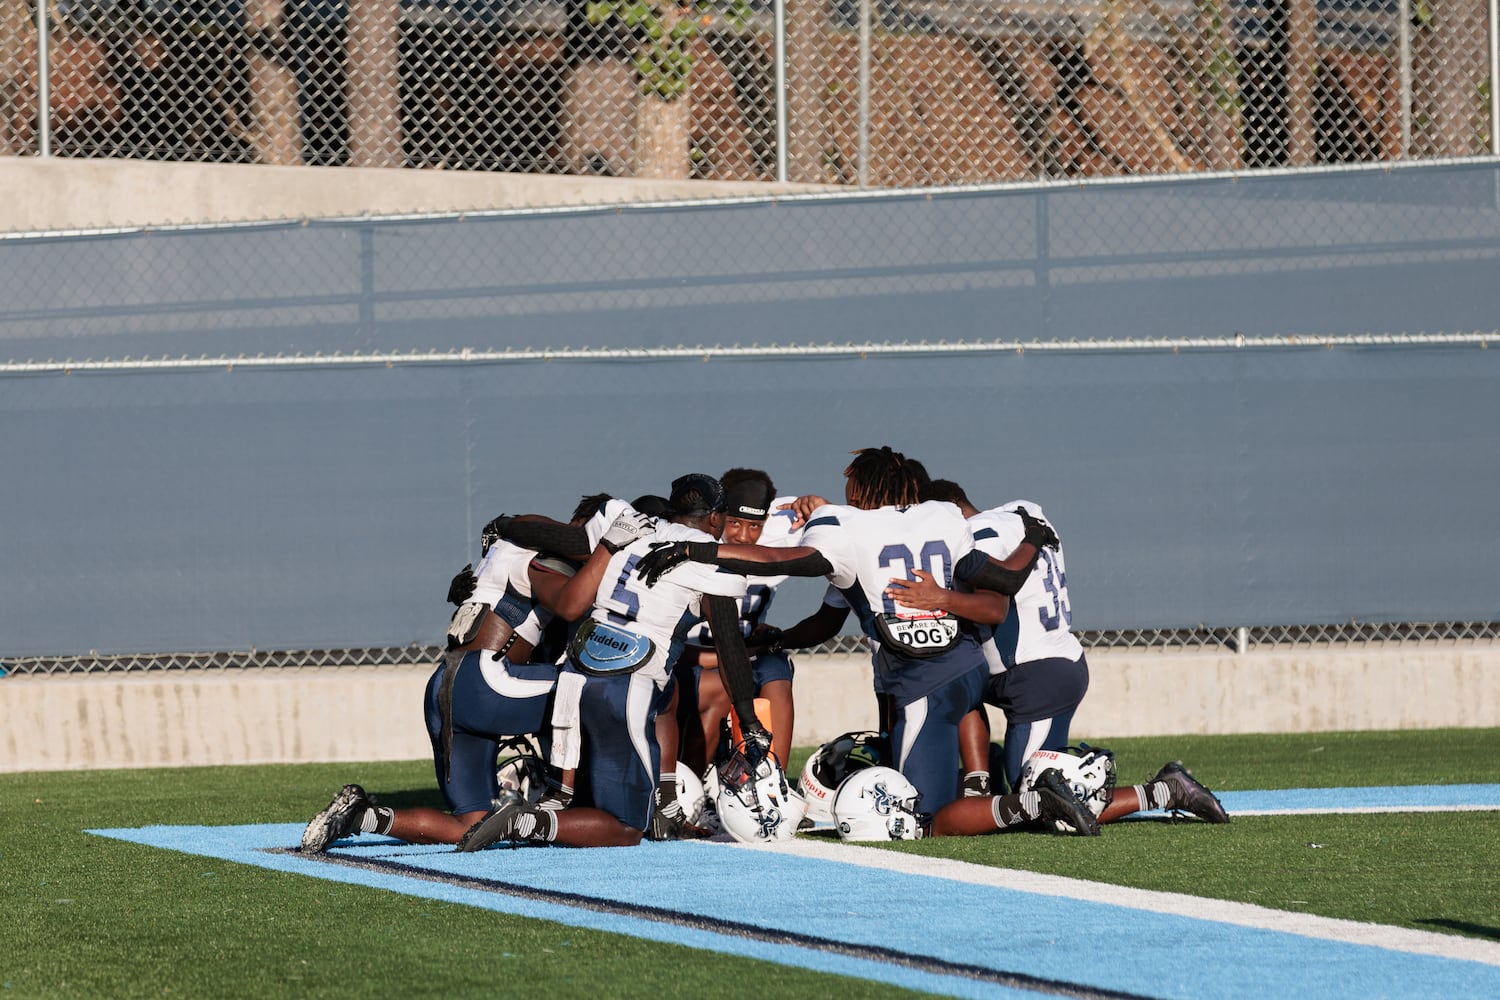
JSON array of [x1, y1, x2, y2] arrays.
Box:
[[0, 157, 830, 232], [4, 645, 1495, 772]]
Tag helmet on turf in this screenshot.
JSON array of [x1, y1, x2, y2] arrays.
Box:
[[1017, 745, 1117, 832], [697, 761, 724, 834], [674, 762, 718, 831], [495, 736, 549, 807], [832, 766, 925, 841], [800, 730, 888, 824], [716, 744, 805, 844]]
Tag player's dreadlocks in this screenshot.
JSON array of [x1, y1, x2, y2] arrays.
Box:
[[843, 446, 926, 509], [571, 492, 613, 523]]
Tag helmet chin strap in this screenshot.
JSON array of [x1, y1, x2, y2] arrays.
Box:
[[715, 743, 805, 844]]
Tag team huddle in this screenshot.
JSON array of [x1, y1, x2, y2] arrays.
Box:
[[301, 446, 1228, 854]]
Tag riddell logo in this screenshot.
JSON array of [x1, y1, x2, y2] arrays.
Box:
[[588, 633, 631, 653]]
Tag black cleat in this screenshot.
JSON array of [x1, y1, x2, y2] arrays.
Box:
[[1151, 761, 1230, 824], [1034, 768, 1101, 836], [648, 805, 713, 841], [456, 790, 526, 852], [301, 784, 371, 853]]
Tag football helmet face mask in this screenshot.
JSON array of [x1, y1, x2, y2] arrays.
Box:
[[1017, 745, 1117, 832], [800, 730, 888, 824], [674, 762, 717, 831], [716, 744, 805, 844], [832, 766, 925, 841], [495, 737, 549, 807]]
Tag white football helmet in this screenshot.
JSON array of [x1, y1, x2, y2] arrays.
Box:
[[1017, 745, 1117, 832], [715, 746, 805, 844], [697, 762, 724, 834], [673, 763, 718, 832], [495, 737, 549, 807], [832, 766, 925, 841], [800, 730, 888, 824]]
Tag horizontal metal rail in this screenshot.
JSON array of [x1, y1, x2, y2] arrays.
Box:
[[5, 621, 1498, 675], [1, 331, 1492, 376]]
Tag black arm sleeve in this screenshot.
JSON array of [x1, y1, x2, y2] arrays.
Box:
[[714, 551, 834, 579], [704, 593, 758, 724], [955, 547, 1039, 597], [502, 520, 592, 559]]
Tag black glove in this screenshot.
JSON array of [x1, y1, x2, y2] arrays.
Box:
[[637, 540, 718, 587], [749, 624, 785, 654], [1015, 506, 1059, 550], [740, 718, 772, 767], [447, 564, 477, 606], [480, 514, 513, 557]]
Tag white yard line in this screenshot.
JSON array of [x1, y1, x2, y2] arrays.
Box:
[[736, 838, 1500, 968]]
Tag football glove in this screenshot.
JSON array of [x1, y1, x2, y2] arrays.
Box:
[[447, 564, 477, 606], [1015, 505, 1059, 550], [637, 540, 718, 587], [739, 719, 773, 768], [749, 624, 786, 654], [480, 514, 513, 557], [600, 509, 655, 554]]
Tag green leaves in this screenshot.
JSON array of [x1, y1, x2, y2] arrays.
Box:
[[588, 0, 753, 101]]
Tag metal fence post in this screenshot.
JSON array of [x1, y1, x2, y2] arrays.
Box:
[[35, 0, 50, 157], [1398, 0, 1413, 157], [857, 0, 871, 187], [1491, 0, 1500, 153], [775, 0, 788, 182]]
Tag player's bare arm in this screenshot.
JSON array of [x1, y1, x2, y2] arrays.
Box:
[[884, 568, 1009, 626], [536, 544, 615, 621]]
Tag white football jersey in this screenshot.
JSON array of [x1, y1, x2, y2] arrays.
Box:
[[465, 538, 551, 647], [587, 521, 747, 686], [799, 500, 977, 636], [470, 538, 538, 606], [968, 501, 1082, 669]]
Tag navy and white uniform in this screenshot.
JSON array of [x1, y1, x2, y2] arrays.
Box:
[[556, 521, 747, 830], [969, 501, 1088, 788], [424, 538, 558, 815], [684, 496, 804, 691], [799, 500, 989, 814]]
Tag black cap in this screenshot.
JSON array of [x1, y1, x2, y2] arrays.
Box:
[[668, 474, 726, 517], [631, 494, 671, 518], [723, 478, 775, 521]]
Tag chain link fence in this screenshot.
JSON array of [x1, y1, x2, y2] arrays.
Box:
[[5, 621, 1498, 676], [2, 0, 1496, 183]]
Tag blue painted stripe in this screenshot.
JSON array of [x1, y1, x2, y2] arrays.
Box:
[[90, 805, 1500, 1000], [974, 527, 1000, 541], [88, 824, 1036, 999], [1215, 783, 1500, 814], [803, 516, 840, 529]]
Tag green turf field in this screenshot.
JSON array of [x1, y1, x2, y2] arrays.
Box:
[[2, 729, 1496, 998]]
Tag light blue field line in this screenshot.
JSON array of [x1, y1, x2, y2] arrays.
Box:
[[90, 823, 1036, 1000], [91, 797, 1500, 1000], [1214, 784, 1500, 814]]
